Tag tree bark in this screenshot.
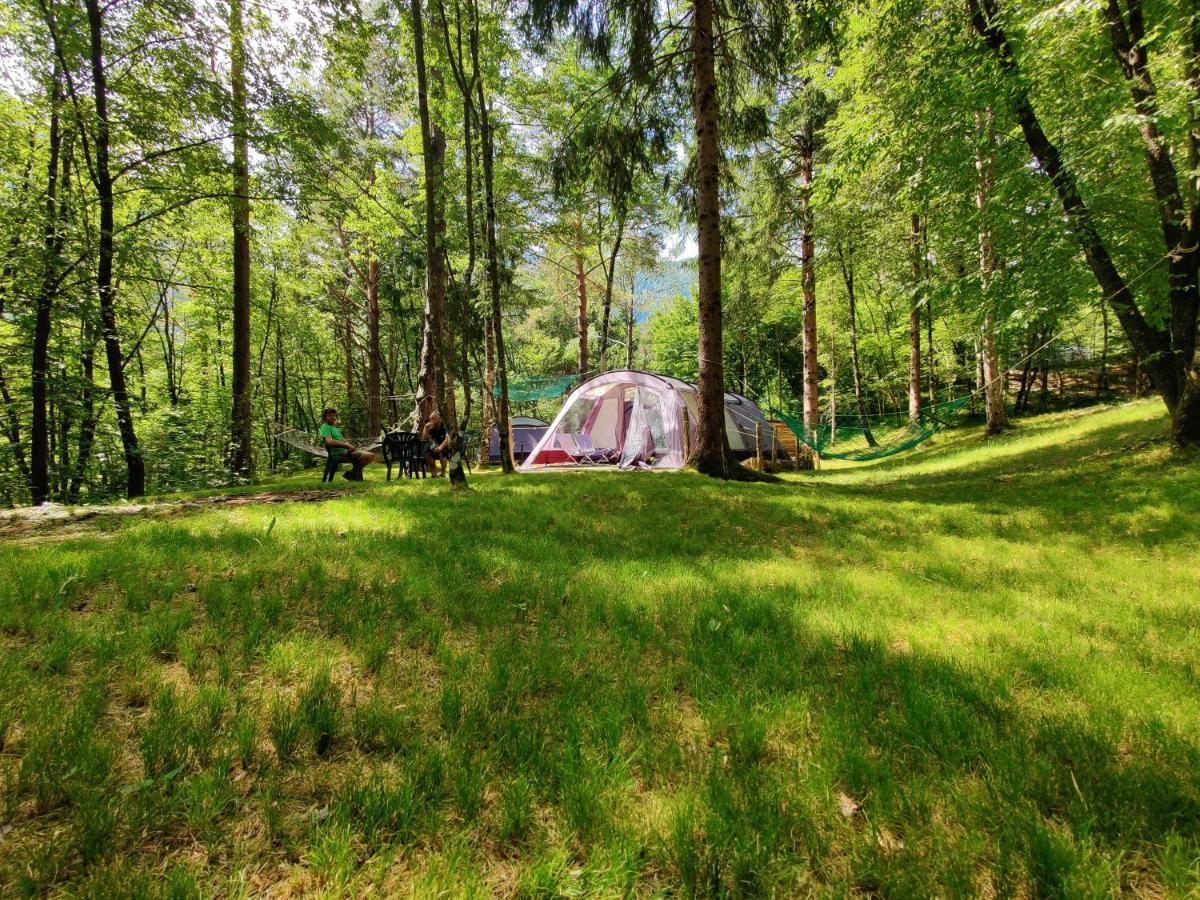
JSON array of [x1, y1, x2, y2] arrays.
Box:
[[1101, 0, 1199, 444], [1103, 0, 1197, 352], [575, 238, 589, 377], [68, 320, 98, 504], [1097, 301, 1110, 396], [837, 242, 875, 444], [926, 291, 936, 406], [366, 252, 381, 435], [1175, 361, 1200, 443], [276, 322, 287, 465], [459, 87, 477, 434], [975, 106, 1008, 433], [625, 289, 635, 369], [471, 2, 512, 472], [0, 237, 29, 481], [412, 0, 448, 431], [480, 314, 495, 466], [86, 0, 144, 498], [229, 0, 253, 478], [31, 68, 63, 505], [434, 88, 455, 433], [691, 0, 729, 476], [1015, 328, 1035, 413], [908, 213, 923, 422], [798, 120, 819, 436], [597, 216, 624, 372], [980, 314, 1006, 430]]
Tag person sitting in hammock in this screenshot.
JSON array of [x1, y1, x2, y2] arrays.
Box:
[[422, 411, 451, 477], [319, 407, 375, 481]]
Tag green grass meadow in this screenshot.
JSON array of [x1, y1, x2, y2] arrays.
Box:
[[1, 400, 1198, 897]]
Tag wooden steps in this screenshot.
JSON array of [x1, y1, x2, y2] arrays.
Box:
[[769, 420, 800, 457], [768, 420, 816, 470]]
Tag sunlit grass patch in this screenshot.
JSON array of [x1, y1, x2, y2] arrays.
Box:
[[0, 401, 1197, 895]]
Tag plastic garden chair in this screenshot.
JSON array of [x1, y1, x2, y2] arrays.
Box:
[[574, 433, 616, 463], [555, 434, 591, 464], [321, 453, 346, 483]]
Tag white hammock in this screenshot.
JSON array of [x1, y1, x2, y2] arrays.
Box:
[[271, 423, 383, 459]]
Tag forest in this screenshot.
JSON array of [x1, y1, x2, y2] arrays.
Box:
[[2, 1, 1200, 895], [0, 0, 1196, 504]]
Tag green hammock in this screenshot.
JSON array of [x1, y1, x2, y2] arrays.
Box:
[[496, 374, 576, 403], [773, 396, 972, 461]]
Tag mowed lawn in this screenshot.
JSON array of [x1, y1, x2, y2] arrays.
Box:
[[1, 400, 1198, 897]]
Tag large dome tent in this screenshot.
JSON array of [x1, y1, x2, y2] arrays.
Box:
[[519, 370, 783, 470]]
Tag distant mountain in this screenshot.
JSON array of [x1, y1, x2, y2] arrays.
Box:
[[633, 259, 697, 322]]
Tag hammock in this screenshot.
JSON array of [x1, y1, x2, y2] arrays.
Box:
[[495, 374, 576, 403], [271, 424, 383, 459], [772, 396, 972, 462]]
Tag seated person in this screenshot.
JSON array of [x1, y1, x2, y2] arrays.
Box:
[[421, 411, 451, 477], [319, 407, 375, 481]]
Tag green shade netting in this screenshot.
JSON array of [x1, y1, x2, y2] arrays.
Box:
[[496, 374, 576, 402], [772, 396, 972, 461]]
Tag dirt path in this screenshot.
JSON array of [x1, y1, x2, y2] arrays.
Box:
[[0, 488, 354, 543]]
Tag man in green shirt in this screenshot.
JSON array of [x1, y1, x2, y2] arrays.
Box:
[[319, 407, 375, 481]]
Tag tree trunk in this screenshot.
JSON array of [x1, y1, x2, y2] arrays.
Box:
[[277, 323, 288, 465], [31, 68, 63, 505], [459, 87, 477, 434], [798, 120, 819, 436], [471, 7, 512, 473], [229, 0, 253, 478], [1101, 0, 1198, 445], [412, 0, 447, 431], [1015, 329, 1035, 413], [837, 242, 875, 444], [0, 238, 29, 481], [1096, 302, 1109, 396], [366, 252, 381, 435], [625, 285, 635, 369], [969, 0, 1189, 435], [86, 0, 144, 498], [574, 221, 589, 377], [340, 302, 354, 414], [908, 213, 923, 422], [926, 292, 936, 406], [0, 363, 26, 482], [1174, 361, 1200, 443], [434, 97, 455, 434], [447, 431, 469, 488], [691, 0, 729, 476], [480, 315, 495, 466], [975, 339, 984, 400], [980, 316, 1006, 431], [68, 320, 98, 504], [975, 106, 1008, 433], [598, 216, 624, 372]]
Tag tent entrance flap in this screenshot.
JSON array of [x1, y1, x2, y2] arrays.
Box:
[[619, 387, 653, 468]]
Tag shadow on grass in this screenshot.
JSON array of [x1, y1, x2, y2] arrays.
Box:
[[2, 401, 1198, 893], [7, 555, 1197, 895]]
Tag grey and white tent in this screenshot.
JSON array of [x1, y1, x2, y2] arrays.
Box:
[[490, 415, 548, 462], [520, 370, 782, 470]]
